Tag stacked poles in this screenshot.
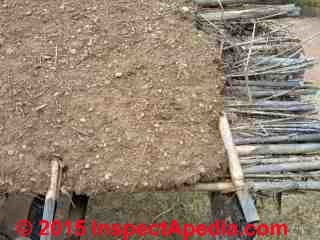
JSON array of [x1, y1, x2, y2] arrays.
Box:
[[194, 1, 320, 191]]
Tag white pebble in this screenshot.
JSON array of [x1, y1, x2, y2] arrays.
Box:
[[115, 72, 123, 78], [7, 150, 14, 156], [104, 173, 112, 180], [181, 6, 190, 13]]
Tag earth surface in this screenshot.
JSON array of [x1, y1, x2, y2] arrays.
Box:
[[0, 0, 226, 193]]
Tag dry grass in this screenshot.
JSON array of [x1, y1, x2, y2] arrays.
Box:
[[290, 0, 320, 7], [257, 193, 320, 239], [85, 192, 320, 239]]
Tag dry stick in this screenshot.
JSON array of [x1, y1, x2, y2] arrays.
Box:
[[248, 31, 320, 71], [244, 22, 256, 102], [193, 0, 260, 7], [198, 5, 300, 21], [234, 133, 320, 145], [236, 143, 320, 156], [196, 181, 320, 192], [241, 155, 320, 165], [194, 182, 236, 192], [245, 173, 320, 179], [253, 181, 320, 191], [219, 114, 259, 223], [262, 88, 298, 101], [41, 159, 61, 240], [244, 161, 320, 174]]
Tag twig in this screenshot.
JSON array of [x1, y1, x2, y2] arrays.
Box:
[[244, 22, 256, 102]]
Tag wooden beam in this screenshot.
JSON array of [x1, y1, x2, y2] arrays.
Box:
[[219, 114, 259, 223], [219, 114, 244, 188], [41, 159, 61, 240]]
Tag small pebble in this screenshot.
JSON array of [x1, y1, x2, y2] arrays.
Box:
[[25, 10, 32, 16], [69, 48, 77, 54], [199, 166, 206, 174], [142, 181, 149, 187], [6, 47, 14, 55], [115, 72, 123, 78], [181, 7, 190, 13], [180, 160, 188, 166], [104, 172, 112, 180], [7, 150, 15, 156], [84, 163, 91, 169], [80, 118, 86, 123]]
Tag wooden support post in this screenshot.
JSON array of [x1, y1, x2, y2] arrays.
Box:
[[210, 192, 256, 240], [41, 158, 62, 240], [219, 114, 260, 224]]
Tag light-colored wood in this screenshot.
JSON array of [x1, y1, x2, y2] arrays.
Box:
[[194, 182, 236, 192], [219, 114, 259, 223], [193, 0, 273, 7], [244, 161, 320, 174], [235, 133, 320, 145], [253, 181, 320, 191], [219, 113, 245, 188], [237, 143, 320, 156], [41, 159, 61, 240], [198, 5, 301, 21]]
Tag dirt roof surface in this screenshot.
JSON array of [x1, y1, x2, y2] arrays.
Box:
[[0, 0, 226, 194]]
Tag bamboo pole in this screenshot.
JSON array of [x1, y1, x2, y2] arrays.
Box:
[[236, 143, 320, 156], [253, 181, 320, 191], [240, 155, 320, 165], [246, 173, 320, 179], [198, 4, 301, 21], [235, 133, 320, 145], [196, 181, 320, 192], [193, 0, 259, 7], [244, 161, 320, 174]]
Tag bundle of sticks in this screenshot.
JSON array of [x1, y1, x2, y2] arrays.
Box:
[[194, 0, 320, 190]]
